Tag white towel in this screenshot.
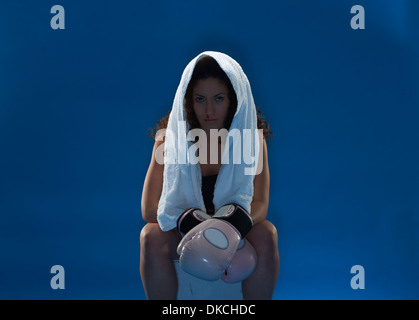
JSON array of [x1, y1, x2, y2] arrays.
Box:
[[157, 51, 261, 231]]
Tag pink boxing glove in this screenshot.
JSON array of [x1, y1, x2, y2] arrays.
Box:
[[176, 204, 253, 281], [221, 239, 257, 283], [176, 218, 241, 281]]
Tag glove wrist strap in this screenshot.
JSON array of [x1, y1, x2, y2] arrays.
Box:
[[177, 208, 211, 236], [213, 204, 253, 238]]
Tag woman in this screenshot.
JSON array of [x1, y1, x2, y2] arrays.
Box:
[[140, 52, 279, 299]]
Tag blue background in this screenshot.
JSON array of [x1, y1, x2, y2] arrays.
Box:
[[0, 0, 418, 299]]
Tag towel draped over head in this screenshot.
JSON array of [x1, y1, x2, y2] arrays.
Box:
[[157, 51, 261, 231]]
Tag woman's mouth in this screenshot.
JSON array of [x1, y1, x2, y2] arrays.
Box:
[[204, 118, 217, 123]]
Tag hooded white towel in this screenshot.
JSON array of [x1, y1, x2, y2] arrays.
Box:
[[157, 51, 261, 231]]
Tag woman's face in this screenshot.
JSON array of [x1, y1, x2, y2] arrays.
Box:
[[192, 77, 230, 132]]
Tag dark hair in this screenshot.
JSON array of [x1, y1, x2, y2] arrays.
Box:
[[148, 56, 273, 143]]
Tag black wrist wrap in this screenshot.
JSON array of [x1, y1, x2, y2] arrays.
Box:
[[177, 208, 208, 236], [213, 204, 253, 238]]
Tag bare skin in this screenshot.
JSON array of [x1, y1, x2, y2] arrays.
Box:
[[140, 78, 279, 299]]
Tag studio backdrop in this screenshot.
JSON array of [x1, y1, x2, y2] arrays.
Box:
[[0, 0, 418, 299]]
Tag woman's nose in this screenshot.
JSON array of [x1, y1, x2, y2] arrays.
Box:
[[205, 100, 215, 115]]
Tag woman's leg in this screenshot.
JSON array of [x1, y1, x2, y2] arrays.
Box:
[[140, 223, 181, 299], [242, 220, 279, 300]]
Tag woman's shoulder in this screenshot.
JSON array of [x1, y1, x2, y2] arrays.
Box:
[[150, 135, 165, 167]]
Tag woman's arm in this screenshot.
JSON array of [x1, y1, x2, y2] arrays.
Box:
[[250, 138, 270, 225], [141, 137, 269, 224], [141, 140, 164, 223]]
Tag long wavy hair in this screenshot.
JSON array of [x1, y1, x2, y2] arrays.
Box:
[[148, 56, 273, 143]]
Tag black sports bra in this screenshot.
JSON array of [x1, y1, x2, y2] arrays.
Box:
[[201, 174, 218, 215]]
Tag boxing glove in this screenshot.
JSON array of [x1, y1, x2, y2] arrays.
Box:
[[176, 218, 241, 281], [221, 239, 257, 283], [213, 203, 253, 238], [177, 208, 211, 237]]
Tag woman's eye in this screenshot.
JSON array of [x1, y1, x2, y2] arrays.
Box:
[[195, 97, 205, 103], [215, 96, 224, 101]]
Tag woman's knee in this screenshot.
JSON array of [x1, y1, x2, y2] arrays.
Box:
[[140, 223, 180, 259], [140, 223, 166, 252], [247, 220, 278, 258]]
